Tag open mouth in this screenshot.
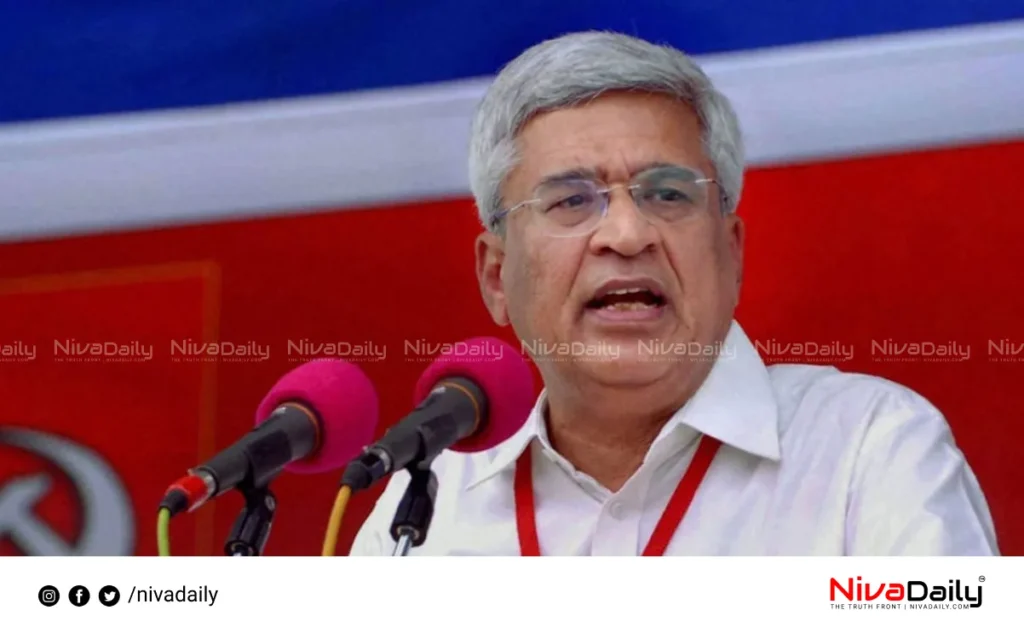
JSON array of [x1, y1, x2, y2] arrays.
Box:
[[585, 285, 667, 313]]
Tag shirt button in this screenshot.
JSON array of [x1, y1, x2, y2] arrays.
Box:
[[608, 501, 625, 520]]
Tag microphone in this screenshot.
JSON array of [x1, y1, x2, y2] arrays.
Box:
[[161, 359, 379, 516], [341, 336, 535, 492]]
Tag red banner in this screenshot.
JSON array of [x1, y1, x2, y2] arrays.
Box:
[[1, 140, 1022, 556], [0, 264, 217, 555]]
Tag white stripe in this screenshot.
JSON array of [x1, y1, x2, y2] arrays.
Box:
[[0, 21, 1022, 241]]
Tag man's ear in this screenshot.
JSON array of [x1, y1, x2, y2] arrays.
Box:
[[726, 213, 745, 297], [475, 231, 510, 326]]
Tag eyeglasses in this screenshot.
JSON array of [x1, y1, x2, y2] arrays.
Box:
[[490, 165, 724, 238]]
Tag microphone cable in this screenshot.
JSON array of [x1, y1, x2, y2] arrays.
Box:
[[157, 478, 194, 557], [321, 485, 353, 556], [157, 508, 172, 556]]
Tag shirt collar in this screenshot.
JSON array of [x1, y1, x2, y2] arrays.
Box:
[[465, 320, 781, 490]]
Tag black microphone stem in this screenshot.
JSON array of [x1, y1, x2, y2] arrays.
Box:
[[224, 485, 277, 556], [341, 377, 488, 493], [389, 461, 439, 556]]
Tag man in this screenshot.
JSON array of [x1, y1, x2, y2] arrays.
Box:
[[352, 31, 997, 555]]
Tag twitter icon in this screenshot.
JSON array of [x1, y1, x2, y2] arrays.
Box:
[[99, 586, 120, 607]]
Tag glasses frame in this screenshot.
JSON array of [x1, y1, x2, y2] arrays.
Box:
[[490, 165, 728, 236]]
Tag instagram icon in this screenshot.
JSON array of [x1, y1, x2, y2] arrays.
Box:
[[38, 586, 60, 607]]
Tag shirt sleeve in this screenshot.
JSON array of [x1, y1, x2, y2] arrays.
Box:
[[845, 388, 999, 555], [348, 470, 410, 556]]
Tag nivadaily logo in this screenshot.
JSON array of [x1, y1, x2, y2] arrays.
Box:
[[830, 576, 984, 610]]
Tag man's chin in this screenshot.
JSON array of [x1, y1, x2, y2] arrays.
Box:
[[573, 350, 679, 388]]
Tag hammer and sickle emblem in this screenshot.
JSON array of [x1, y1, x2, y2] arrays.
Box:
[[0, 428, 134, 555]]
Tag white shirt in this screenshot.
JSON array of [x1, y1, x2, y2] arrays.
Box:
[[351, 321, 998, 556]]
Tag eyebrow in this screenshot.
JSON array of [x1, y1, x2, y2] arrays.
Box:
[[535, 167, 600, 188], [635, 161, 688, 174], [534, 161, 689, 188]]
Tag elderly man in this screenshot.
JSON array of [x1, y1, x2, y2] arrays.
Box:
[[352, 32, 997, 555]]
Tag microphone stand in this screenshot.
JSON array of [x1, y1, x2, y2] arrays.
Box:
[[389, 460, 439, 556], [223, 485, 276, 556]]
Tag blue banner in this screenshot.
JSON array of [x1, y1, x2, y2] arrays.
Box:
[[1, 0, 1021, 123]]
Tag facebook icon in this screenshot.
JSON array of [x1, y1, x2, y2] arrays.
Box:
[[69, 586, 90, 607]]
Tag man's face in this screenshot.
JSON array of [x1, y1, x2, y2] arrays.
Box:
[[476, 92, 743, 392]]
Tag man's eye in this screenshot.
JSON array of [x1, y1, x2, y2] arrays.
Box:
[[547, 193, 594, 211], [644, 187, 691, 203]]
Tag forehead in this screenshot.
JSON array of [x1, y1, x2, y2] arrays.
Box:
[[508, 92, 709, 193]]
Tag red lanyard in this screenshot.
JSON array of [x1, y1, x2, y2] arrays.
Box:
[[514, 435, 721, 556]]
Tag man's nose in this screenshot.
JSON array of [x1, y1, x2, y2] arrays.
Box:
[[587, 188, 659, 256]]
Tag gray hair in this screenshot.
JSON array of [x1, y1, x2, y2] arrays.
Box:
[[468, 31, 744, 232]]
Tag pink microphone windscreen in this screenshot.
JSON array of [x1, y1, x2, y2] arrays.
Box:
[[412, 337, 535, 453], [255, 359, 378, 474]]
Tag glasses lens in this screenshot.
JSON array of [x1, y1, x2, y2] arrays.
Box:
[[533, 180, 604, 236], [633, 167, 708, 222]]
